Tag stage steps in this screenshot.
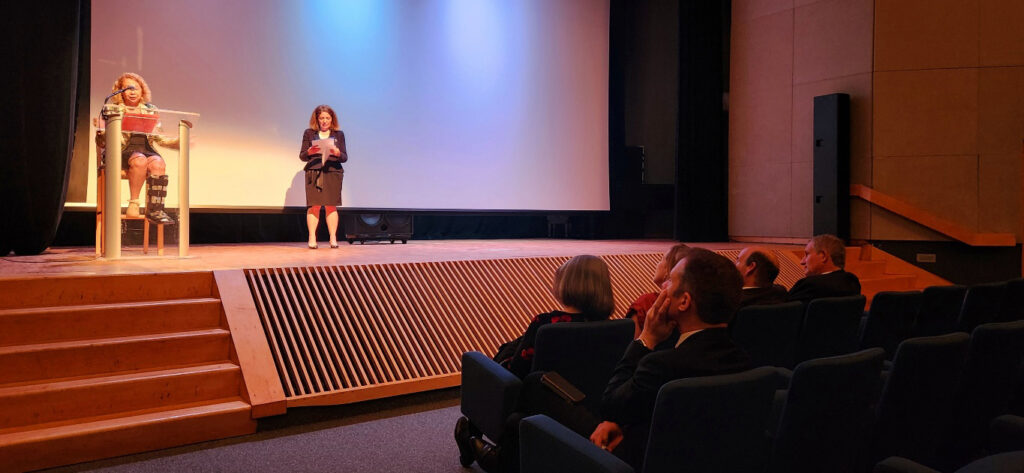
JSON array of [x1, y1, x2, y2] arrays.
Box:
[[844, 245, 950, 307], [0, 272, 257, 472]]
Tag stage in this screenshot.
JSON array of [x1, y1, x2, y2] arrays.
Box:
[[0, 238, 808, 470], [0, 239, 775, 278]]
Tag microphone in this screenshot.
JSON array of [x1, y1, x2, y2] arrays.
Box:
[[104, 85, 137, 103]]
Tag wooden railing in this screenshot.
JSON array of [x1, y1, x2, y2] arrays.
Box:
[[850, 184, 1016, 247]]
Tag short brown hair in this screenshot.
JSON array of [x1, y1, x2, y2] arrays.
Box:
[[552, 255, 614, 318], [309, 104, 340, 131], [811, 234, 846, 268], [675, 248, 743, 324], [663, 243, 692, 269], [745, 250, 780, 286]]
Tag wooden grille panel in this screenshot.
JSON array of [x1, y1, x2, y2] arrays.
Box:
[[245, 250, 798, 405], [245, 254, 663, 403]]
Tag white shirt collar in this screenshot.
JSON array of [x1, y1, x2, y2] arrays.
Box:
[[675, 328, 705, 348]]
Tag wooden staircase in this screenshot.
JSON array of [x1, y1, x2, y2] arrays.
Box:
[[0, 272, 258, 472], [843, 245, 950, 307]]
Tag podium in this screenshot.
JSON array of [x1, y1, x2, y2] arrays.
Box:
[[99, 104, 199, 259]]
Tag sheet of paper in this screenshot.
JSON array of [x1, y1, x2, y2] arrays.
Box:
[[312, 137, 336, 160]]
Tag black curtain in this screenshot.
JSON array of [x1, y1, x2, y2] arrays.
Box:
[[675, 0, 729, 241], [0, 1, 89, 255]]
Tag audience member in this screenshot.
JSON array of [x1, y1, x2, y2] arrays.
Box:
[[734, 246, 787, 307], [624, 243, 691, 339], [515, 249, 751, 470], [786, 234, 861, 303], [455, 254, 615, 471]]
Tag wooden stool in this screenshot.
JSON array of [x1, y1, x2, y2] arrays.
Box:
[[95, 164, 165, 256]]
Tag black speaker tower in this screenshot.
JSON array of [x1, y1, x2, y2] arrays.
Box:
[[812, 93, 850, 241]]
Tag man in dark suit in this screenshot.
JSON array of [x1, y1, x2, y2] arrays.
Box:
[[477, 250, 750, 472], [786, 234, 861, 303], [589, 248, 751, 468], [735, 246, 788, 307]]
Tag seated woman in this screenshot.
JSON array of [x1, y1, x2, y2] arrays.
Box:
[[493, 254, 615, 379], [624, 243, 691, 340], [95, 72, 177, 224], [456, 254, 615, 471]]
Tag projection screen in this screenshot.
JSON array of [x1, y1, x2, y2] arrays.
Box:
[[87, 0, 610, 211]]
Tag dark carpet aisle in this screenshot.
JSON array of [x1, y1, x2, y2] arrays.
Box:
[[45, 389, 487, 473]]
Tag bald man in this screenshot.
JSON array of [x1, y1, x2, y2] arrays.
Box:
[[735, 247, 788, 307]]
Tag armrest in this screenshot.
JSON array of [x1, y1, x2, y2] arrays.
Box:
[[873, 456, 942, 473], [519, 415, 633, 473], [461, 351, 523, 442], [771, 367, 793, 389], [990, 415, 1024, 454]]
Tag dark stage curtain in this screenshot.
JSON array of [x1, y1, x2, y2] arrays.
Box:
[[0, 1, 88, 256], [675, 0, 729, 241]]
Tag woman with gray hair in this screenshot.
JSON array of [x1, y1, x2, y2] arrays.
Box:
[[494, 254, 615, 379]]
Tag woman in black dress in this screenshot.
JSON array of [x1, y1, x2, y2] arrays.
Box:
[[299, 104, 348, 248]]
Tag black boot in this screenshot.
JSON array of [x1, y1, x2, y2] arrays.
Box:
[[454, 416, 477, 467], [145, 174, 175, 225], [471, 436, 503, 473]]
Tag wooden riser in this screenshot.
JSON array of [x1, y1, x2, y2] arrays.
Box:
[[0, 330, 231, 384], [0, 399, 256, 473], [0, 363, 241, 430], [0, 298, 222, 347], [860, 275, 918, 295], [845, 260, 888, 279], [0, 272, 215, 310]]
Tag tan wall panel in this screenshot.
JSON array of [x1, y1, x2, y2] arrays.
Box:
[[733, 0, 794, 23], [979, 153, 1021, 235], [871, 206, 953, 241], [731, 84, 794, 166], [873, 69, 978, 157], [793, 0, 873, 84], [874, 0, 979, 71], [978, 67, 1024, 155], [979, 0, 1024, 66], [871, 155, 979, 240], [851, 199, 872, 240], [731, 12, 795, 95], [790, 162, 813, 237], [729, 163, 793, 236], [730, 11, 794, 167]]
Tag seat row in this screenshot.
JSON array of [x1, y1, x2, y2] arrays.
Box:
[[519, 319, 1024, 473]]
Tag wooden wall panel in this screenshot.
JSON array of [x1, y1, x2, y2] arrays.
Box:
[[729, 163, 793, 237], [979, 0, 1024, 66], [873, 69, 978, 158], [793, 0, 873, 84], [979, 153, 1022, 235], [871, 155, 979, 239], [874, 0, 979, 71], [733, 0, 794, 23]]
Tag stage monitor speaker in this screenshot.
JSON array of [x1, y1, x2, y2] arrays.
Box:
[[812, 93, 850, 241], [342, 213, 413, 244]]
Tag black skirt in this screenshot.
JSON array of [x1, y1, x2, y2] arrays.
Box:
[[305, 169, 343, 207]]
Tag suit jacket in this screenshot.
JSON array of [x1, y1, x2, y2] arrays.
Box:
[[299, 128, 348, 172], [600, 327, 751, 468], [741, 284, 789, 308], [786, 270, 861, 303]]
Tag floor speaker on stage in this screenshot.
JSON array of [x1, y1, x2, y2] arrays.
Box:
[[813, 93, 850, 241], [342, 213, 413, 244]]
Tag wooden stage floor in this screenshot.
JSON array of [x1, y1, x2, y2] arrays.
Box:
[[0, 239, 789, 278]]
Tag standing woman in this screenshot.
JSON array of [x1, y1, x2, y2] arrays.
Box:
[[299, 105, 348, 249]]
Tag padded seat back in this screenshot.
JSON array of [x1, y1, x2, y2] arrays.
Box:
[[915, 285, 968, 337], [797, 295, 866, 364], [732, 302, 804, 369], [861, 291, 923, 359]]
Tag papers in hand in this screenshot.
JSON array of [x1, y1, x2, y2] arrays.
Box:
[[313, 137, 336, 160]]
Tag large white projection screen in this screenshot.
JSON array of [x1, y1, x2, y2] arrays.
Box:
[[88, 0, 610, 211]]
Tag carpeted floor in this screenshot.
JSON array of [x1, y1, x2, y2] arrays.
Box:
[[45, 388, 487, 473]]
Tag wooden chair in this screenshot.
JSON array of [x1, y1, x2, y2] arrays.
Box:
[[95, 148, 164, 256]]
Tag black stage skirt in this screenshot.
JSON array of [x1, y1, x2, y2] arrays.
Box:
[[305, 169, 343, 207], [121, 133, 160, 171]]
